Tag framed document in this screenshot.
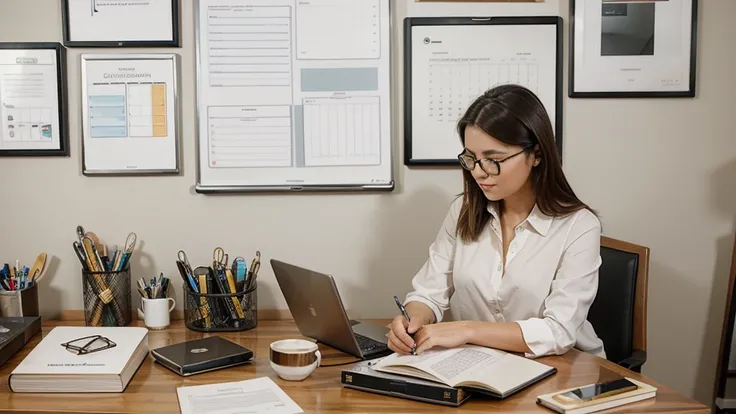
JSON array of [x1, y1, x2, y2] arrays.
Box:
[[570, 0, 698, 98], [61, 0, 180, 48], [80, 54, 180, 175], [0, 43, 69, 157]]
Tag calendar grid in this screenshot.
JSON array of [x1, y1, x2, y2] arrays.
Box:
[[428, 61, 540, 124]]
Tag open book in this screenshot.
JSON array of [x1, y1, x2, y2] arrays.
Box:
[[371, 344, 556, 398]]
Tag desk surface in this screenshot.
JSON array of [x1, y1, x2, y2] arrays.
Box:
[[0, 319, 709, 413]]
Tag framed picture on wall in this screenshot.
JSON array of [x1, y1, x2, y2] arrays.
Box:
[[61, 0, 180, 48], [80, 53, 181, 175], [0, 43, 69, 157], [569, 0, 698, 98]]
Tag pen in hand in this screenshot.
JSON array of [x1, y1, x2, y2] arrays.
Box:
[[393, 296, 417, 355]]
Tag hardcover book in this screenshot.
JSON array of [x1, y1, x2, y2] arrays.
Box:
[[151, 336, 253, 376], [8, 326, 148, 393], [0, 316, 42, 367], [342, 359, 471, 406]]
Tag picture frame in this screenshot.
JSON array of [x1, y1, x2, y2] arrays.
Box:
[[569, 0, 698, 98], [0, 42, 69, 157], [403, 16, 564, 166], [61, 0, 180, 48], [80, 53, 181, 176]]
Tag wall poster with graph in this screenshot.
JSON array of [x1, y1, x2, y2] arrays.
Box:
[[193, 0, 394, 193], [80, 54, 180, 175], [403, 16, 563, 166], [569, 0, 697, 98]]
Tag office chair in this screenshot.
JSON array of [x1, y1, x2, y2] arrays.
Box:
[[587, 236, 649, 373]]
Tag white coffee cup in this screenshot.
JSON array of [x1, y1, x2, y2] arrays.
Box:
[[269, 339, 321, 381], [137, 297, 175, 330]]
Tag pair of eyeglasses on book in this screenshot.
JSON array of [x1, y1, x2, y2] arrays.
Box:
[[61, 335, 116, 355]]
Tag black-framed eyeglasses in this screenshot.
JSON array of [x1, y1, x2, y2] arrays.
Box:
[[457, 146, 531, 176], [61, 335, 117, 355]]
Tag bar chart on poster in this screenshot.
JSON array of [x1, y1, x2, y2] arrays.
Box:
[[194, 0, 393, 192]]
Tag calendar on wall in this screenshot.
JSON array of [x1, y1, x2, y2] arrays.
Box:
[[427, 57, 540, 124], [404, 17, 563, 165]]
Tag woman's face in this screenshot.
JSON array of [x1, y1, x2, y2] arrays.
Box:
[[462, 125, 536, 201]]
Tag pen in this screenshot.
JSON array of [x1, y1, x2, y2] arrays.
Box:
[[393, 296, 416, 355]]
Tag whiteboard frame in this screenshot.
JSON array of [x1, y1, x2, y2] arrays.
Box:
[[193, 0, 396, 194], [403, 16, 564, 166]]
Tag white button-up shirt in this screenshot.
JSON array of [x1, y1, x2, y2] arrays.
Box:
[[405, 198, 606, 359]]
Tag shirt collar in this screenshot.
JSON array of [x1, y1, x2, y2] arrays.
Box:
[[487, 202, 552, 236]]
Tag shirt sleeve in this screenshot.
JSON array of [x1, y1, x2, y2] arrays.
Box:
[[515, 211, 602, 358], [404, 198, 461, 323]]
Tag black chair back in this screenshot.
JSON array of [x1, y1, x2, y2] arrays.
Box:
[[588, 246, 639, 365]]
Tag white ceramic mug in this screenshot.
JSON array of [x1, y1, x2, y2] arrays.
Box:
[[269, 339, 321, 381], [137, 297, 175, 330]]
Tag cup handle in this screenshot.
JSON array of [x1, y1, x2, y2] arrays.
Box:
[[137, 308, 145, 319], [167, 297, 176, 312], [315, 350, 321, 368]]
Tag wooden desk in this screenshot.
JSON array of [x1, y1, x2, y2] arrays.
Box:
[[0, 319, 709, 413]]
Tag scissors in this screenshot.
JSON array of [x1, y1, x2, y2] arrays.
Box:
[[212, 247, 227, 269], [124, 232, 137, 254], [76, 225, 86, 243], [177, 250, 193, 274], [245, 251, 261, 290]]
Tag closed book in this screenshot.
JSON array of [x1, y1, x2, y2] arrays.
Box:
[[8, 326, 148, 393], [371, 345, 557, 399], [0, 316, 42, 367], [151, 336, 253, 376], [341, 360, 471, 406]]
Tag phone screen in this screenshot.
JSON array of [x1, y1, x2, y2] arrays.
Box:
[[558, 378, 638, 402]]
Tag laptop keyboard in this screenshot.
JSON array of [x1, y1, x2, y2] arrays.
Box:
[[354, 333, 389, 356]]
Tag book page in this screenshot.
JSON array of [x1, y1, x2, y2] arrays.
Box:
[[373, 345, 506, 386], [455, 350, 554, 394]]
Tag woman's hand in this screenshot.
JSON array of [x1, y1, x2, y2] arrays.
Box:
[[413, 321, 472, 354], [387, 315, 424, 355]]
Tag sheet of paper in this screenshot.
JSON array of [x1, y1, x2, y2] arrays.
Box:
[[177, 376, 303, 414]]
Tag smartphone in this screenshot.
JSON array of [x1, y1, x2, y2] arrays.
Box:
[[552, 378, 638, 404]]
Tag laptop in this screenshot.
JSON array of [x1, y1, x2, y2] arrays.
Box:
[[270, 259, 391, 360]]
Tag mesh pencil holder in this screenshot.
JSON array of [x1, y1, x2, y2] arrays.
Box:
[[183, 281, 257, 332], [81, 265, 132, 327]]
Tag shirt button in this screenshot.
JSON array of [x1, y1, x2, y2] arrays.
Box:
[[516, 226, 522, 233], [497, 264, 502, 271]]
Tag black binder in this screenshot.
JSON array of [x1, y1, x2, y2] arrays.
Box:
[[341, 360, 471, 407], [151, 336, 253, 376]]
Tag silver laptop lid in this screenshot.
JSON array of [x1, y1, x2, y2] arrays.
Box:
[[270, 259, 363, 358]]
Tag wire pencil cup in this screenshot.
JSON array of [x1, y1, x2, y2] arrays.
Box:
[[183, 281, 257, 332], [82, 265, 131, 327]]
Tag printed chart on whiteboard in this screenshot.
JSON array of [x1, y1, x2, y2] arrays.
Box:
[[195, 0, 393, 191], [404, 17, 562, 165]]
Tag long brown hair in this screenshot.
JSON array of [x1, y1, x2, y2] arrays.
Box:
[[456, 84, 594, 242]]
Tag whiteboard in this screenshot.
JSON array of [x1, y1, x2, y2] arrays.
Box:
[[403, 17, 563, 165], [194, 0, 394, 192]]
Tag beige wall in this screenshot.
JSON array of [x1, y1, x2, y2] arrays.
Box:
[[1, 0, 734, 406]]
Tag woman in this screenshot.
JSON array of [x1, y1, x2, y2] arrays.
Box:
[[389, 84, 605, 359]]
